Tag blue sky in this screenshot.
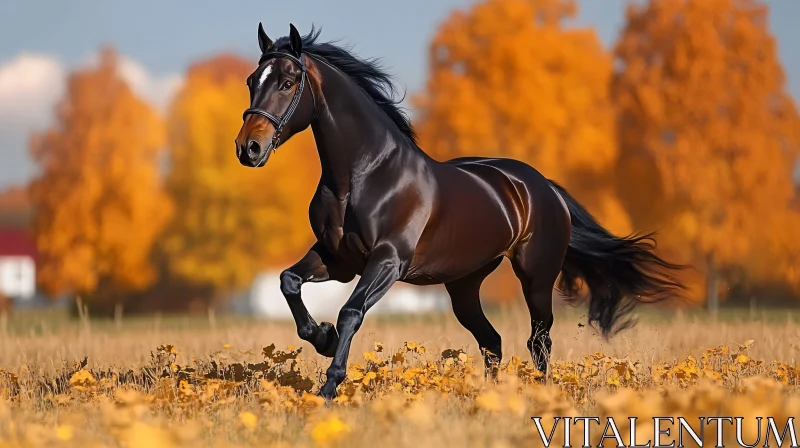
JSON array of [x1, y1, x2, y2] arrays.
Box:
[[0, 0, 798, 189]]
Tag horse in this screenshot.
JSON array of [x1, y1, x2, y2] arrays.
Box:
[[235, 23, 685, 400]]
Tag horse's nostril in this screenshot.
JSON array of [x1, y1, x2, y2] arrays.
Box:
[[246, 140, 261, 160]]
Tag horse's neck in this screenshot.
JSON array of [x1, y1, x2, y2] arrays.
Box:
[[310, 63, 418, 198]]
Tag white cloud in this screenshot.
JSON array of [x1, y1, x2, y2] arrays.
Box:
[[0, 54, 66, 187], [0, 52, 183, 189], [117, 56, 183, 113], [79, 51, 183, 113], [0, 53, 66, 134]]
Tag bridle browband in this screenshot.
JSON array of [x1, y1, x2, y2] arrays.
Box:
[[242, 51, 315, 163]]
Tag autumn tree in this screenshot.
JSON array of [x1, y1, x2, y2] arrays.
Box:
[[161, 55, 319, 297], [414, 0, 631, 236], [29, 48, 172, 302], [612, 0, 800, 309]]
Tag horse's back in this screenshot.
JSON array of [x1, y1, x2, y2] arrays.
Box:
[[445, 156, 547, 185], [444, 156, 556, 209]]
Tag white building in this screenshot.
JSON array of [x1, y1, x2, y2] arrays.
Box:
[[239, 270, 450, 320], [0, 229, 37, 301]]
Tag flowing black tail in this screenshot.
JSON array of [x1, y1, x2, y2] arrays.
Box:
[[550, 181, 687, 337]]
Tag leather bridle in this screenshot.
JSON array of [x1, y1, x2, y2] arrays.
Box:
[[242, 51, 315, 164]]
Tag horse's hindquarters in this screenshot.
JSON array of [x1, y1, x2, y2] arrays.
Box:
[[405, 160, 532, 284]]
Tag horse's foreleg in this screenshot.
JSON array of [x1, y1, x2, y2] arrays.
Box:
[[318, 243, 402, 400], [280, 242, 353, 357]]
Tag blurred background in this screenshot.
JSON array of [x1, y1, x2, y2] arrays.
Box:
[[0, 0, 798, 322]]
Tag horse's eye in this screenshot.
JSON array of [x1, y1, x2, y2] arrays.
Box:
[[281, 80, 294, 90]]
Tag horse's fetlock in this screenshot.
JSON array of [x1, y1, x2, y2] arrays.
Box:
[[481, 345, 502, 362], [297, 325, 316, 342], [325, 366, 346, 383]]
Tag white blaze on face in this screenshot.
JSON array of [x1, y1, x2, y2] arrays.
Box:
[[258, 62, 274, 88]]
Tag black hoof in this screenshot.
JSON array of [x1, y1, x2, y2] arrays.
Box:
[[318, 381, 338, 401], [313, 322, 339, 358]]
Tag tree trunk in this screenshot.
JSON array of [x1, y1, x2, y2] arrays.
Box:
[[706, 254, 719, 316]]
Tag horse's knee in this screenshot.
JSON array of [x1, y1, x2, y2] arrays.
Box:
[[280, 270, 303, 297]]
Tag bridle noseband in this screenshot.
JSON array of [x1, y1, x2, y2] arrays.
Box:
[[242, 51, 314, 159]]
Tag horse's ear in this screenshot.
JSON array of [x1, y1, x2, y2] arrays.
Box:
[[289, 23, 302, 56], [258, 22, 273, 53]]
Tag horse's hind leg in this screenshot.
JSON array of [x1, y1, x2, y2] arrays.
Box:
[[510, 235, 568, 377], [444, 257, 504, 378]]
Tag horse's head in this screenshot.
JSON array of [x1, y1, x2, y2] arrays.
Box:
[[236, 23, 317, 167]]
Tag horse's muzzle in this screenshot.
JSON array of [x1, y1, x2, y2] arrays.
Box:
[[237, 139, 271, 167]]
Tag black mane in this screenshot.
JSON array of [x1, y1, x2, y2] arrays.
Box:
[[272, 26, 417, 145]]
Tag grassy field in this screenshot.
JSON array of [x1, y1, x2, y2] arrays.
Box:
[[1, 303, 799, 447]]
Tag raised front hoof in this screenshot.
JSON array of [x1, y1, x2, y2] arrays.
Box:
[[313, 322, 339, 358], [318, 381, 338, 402]]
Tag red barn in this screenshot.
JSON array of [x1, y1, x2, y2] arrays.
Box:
[[0, 228, 37, 300], [0, 187, 37, 301]]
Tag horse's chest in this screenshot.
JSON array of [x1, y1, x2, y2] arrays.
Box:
[[310, 186, 368, 263]]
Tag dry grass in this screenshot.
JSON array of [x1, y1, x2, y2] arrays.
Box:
[[1, 304, 800, 447]]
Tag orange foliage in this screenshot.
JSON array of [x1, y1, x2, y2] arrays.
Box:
[[613, 0, 800, 303], [28, 48, 172, 298], [765, 210, 800, 292], [161, 54, 320, 294], [414, 0, 631, 236]]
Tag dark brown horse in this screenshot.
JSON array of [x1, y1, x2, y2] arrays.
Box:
[[235, 24, 685, 399]]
